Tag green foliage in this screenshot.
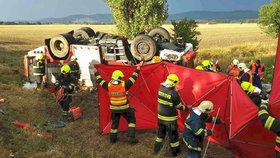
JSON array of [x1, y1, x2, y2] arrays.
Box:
[[258, 0, 280, 37], [104, 0, 168, 39], [171, 18, 201, 50]]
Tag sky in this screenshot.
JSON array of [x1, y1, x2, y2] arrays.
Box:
[[0, 0, 271, 21]]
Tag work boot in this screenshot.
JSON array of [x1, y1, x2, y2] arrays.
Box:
[[128, 137, 138, 144], [171, 147, 181, 157], [154, 142, 163, 154], [110, 133, 118, 143]]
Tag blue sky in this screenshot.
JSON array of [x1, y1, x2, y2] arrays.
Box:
[[0, 0, 271, 21]]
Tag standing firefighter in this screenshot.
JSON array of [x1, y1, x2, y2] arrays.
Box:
[[258, 102, 280, 158], [93, 62, 143, 143], [33, 54, 45, 86], [183, 101, 223, 158], [154, 74, 186, 156], [226, 59, 240, 78], [69, 55, 81, 85], [250, 60, 265, 89], [55, 64, 76, 115]]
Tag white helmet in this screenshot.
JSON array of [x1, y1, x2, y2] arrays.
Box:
[[198, 100, 214, 113], [232, 59, 239, 66], [71, 55, 77, 61], [238, 63, 247, 70]]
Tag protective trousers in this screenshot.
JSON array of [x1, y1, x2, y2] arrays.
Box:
[[110, 107, 136, 143], [187, 149, 201, 158], [59, 95, 72, 112], [154, 122, 180, 156]]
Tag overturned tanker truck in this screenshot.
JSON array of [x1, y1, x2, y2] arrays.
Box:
[[23, 27, 196, 87]]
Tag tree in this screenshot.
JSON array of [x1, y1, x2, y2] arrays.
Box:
[[171, 18, 201, 50], [258, 0, 280, 37], [104, 0, 168, 39]]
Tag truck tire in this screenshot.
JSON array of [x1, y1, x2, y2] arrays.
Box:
[[148, 27, 170, 42], [131, 35, 157, 61], [73, 27, 95, 40], [49, 34, 76, 59]]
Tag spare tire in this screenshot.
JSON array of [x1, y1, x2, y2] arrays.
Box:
[[131, 35, 157, 61], [49, 34, 76, 59], [148, 27, 170, 42], [73, 27, 95, 40]]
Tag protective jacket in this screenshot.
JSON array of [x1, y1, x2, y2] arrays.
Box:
[[227, 64, 240, 78], [95, 69, 140, 113], [258, 104, 280, 156], [183, 110, 222, 151], [69, 61, 80, 79], [33, 59, 45, 76], [238, 70, 253, 84], [55, 73, 76, 93], [157, 86, 185, 124], [250, 63, 264, 79]]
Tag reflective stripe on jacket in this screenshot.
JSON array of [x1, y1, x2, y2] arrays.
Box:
[[108, 81, 127, 106], [157, 86, 184, 124]]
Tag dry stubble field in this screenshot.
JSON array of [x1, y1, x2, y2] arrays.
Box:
[[0, 24, 277, 158]]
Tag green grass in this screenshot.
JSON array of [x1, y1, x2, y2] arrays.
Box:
[[0, 24, 277, 157]]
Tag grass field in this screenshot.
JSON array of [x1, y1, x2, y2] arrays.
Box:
[[0, 24, 278, 157]]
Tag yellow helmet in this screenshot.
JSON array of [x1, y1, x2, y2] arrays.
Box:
[[198, 100, 214, 113], [202, 60, 212, 68], [112, 70, 124, 81], [166, 74, 179, 87], [195, 65, 204, 70], [152, 56, 161, 63], [238, 63, 247, 70], [61, 64, 71, 74], [38, 54, 44, 60], [241, 81, 255, 93]]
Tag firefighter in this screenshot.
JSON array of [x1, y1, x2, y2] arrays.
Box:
[[195, 60, 212, 71], [183, 100, 223, 158], [258, 101, 280, 158], [250, 60, 265, 89], [33, 54, 45, 86], [69, 55, 81, 85], [226, 59, 240, 78], [238, 63, 253, 84], [55, 64, 76, 115], [154, 74, 186, 156], [241, 81, 262, 106], [93, 62, 143, 144]]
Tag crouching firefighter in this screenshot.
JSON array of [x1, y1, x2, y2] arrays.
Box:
[[93, 62, 142, 144], [183, 101, 223, 158], [154, 74, 187, 156], [55, 64, 76, 115], [258, 102, 280, 158]]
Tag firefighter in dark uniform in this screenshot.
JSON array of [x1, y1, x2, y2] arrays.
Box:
[[69, 55, 80, 85], [33, 54, 45, 86], [55, 64, 76, 115], [183, 100, 223, 158], [93, 62, 142, 143], [258, 101, 280, 158], [238, 63, 253, 85], [241, 81, 262, 106], [154, 74, 186, 156]]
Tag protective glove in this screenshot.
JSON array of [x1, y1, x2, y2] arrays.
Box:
[[206, 130, 212, 136]]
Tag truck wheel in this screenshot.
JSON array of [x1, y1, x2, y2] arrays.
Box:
[[49, 34, 76, 59], [131, 35, 157, 61], [148, 27, 170, 42], [73, 27, 95, 40]]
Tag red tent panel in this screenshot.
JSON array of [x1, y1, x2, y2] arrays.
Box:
[[270, 33, 280, 117]]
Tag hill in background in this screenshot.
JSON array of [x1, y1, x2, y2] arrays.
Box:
[[39, 10, 258, 23]]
